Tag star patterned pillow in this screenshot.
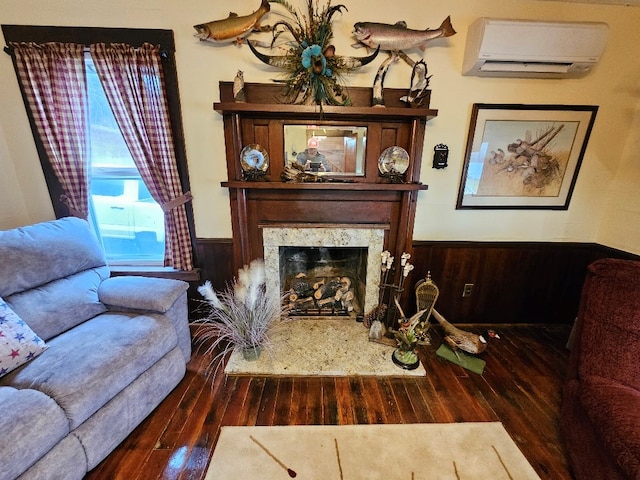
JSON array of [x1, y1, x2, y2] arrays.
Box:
[[0, 297, 48, 377]]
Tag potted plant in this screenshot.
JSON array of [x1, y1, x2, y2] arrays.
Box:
[[195, 259, 285, 370]]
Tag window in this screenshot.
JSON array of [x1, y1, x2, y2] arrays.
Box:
[[85, 56, 165, 264], [3, 25, 195, 270]]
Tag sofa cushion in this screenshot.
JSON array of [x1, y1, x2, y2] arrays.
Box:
[[580, 375, 640, 480], [17, 435, 87, 480], [1, 312, 178, 430], [0, 217, 107, 298], [73, 348, 186, 470], [5, 267, 109, 342], [0, 387, 70, 480], [0, 298, 48, 377]]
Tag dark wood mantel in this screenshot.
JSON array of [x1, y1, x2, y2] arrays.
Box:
[[221, 181, 428, 191], [215, 82, 438, 287], [214, 81, 437, 119]]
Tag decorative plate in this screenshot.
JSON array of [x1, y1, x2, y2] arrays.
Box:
[[378, 146, 409, 175], [240, 144, 269, 172]]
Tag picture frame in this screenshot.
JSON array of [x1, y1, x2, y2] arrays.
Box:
[[456, 103, 598, 209]]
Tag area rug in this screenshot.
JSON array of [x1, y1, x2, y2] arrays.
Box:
[[224, 318, 426, 377], [205, 423, 541, 479]]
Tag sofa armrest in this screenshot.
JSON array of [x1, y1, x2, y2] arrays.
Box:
[[98, 276, 189, 313]]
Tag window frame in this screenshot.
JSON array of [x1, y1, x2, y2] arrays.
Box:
[[2, 25, 197, 271]]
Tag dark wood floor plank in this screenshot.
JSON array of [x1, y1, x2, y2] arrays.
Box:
[[322, 377, 339, 425], [375, 378, 404, 424], [85, 325, 573, 480], [386, 378, 418, 424], [289, 377, 308, 425], [349, 377, 371, 424], [219, 377, 250, 427], [306, 377, 324, 424], [334, 377, 356, 425], [359, 377, 387, 424], [273, 377, 294, 425], [402, 379, 437, 423], [158, 373, 209, 449], [138, 450, 176, 480], [255, 377, 279, 426], [421, 358, 475, 422], [236, 377, 265, 426]]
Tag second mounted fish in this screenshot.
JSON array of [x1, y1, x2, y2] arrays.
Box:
[[353, 16, 456, 52]]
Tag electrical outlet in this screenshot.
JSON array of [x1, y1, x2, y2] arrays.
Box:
[[463, 283, 474, 297]]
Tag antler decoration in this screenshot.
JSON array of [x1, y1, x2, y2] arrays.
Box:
[[247, 0, 379, 106]]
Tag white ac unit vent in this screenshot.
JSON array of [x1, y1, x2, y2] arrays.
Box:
[[462, 18, 609, 78]]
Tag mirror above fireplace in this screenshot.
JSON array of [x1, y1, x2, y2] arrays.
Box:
[[284, 125, 367, 176]]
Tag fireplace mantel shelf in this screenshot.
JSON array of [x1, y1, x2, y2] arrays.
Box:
[[213, 101, 437, 121], [221, 181, 428, 191]]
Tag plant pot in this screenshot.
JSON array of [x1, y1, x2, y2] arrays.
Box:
[[392, 348, 420, 370], [242, 345, 262, 361]]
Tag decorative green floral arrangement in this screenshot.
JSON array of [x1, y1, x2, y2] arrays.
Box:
[[248, 0, 378, 106]]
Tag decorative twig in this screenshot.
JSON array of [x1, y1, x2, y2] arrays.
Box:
[[250, 435, 297, 478], [334, 438, 344, 480]]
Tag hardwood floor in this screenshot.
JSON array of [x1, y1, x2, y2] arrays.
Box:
[[86, 324, 574, 479]]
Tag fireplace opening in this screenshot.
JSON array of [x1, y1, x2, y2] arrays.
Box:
[[280, 246, 367, 317]]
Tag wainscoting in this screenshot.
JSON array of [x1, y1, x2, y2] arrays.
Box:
[[410, 241, 637, 324], [193, 238, 637, 325]]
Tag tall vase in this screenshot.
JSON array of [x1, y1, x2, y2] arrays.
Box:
[[242, 345, 262, 361]]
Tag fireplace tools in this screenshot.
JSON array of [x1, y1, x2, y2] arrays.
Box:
[[367, 251, 415, 342]]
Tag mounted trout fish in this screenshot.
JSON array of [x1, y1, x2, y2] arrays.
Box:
[[194, 0, 271, 44], [353, 16, 456, 52]]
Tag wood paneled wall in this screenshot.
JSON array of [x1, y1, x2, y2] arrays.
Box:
[[409, 241, 637, 324], [192, 238, 637, 325]]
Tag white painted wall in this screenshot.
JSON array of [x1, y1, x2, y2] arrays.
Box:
[[1, 0, 639, 254], [597, 98, 640, 253]]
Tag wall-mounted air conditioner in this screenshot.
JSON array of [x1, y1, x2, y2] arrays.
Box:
[[462, 18, 609, 78]]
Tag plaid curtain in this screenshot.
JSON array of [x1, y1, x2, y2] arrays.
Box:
[[90, 43, 193, 271], [10, 42, 89, 218]]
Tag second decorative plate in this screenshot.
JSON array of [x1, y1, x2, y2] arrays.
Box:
[[240, 144, 269, 172], [378, 146, 409, 175]]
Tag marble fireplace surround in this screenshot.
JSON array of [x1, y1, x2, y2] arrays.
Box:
[[263, 225, 386, 315]]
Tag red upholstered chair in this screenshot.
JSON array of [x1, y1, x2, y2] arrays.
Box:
[[561, 258, 640, 480]]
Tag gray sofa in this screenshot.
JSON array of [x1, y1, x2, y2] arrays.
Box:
[[0, 217, 191, 480]]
